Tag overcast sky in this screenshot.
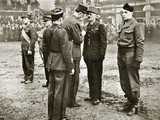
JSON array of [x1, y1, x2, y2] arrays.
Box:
[[37, 0, 55, 10]]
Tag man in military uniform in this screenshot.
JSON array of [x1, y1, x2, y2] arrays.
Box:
[[46, 8, 74, 120], [20, 14, 38, 84], [117, 3, 144, 116], [83, 7, 107, 105], [63, 4, 88, 107], [38, 14, 52, 87]]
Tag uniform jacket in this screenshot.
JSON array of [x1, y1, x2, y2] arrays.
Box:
[[117, 18, 144, 62], [46, 24, 73, 72], [42, 28, 51, 53], [63, 16, 82, 60], [20, 25, 38, 51], [83, 21, 107, 60]]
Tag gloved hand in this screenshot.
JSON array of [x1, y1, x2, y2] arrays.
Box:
[[28, 50, 32, 55], [69, 68, 75, 75]]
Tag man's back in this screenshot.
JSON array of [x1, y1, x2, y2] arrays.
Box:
[[47, 24, 73, 72], [63, 16, 82, 45]]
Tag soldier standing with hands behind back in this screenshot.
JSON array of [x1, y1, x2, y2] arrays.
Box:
[[117, 3, 144, 116]]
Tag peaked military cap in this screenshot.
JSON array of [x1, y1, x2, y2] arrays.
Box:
[[43, 14, 52, 22], [123, 3, 134, 12], [87, 6, 99, 15], [50, 8, 63, 21], [75, 4, 88, 14]]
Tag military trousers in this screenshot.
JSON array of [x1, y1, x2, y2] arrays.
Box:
[[84, 59, 103, 100], [43, 52, 49, 85], [118, 47, 140, 104], [68, 60, 80, 106], [48, 70, 68, 120], [22, 50, 35, 81]]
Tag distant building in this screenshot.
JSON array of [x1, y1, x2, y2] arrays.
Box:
[[55, 0, 83, 16], [95, 0, 160, 27], [54, 0, 160, 27], [0, 0, 39, 11]]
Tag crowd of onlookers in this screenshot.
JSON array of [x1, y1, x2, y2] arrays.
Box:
[[0, 16, 23, 42], [0, 0, 39, 11], [0, 15, 117, 43], [0, 15, 43, 42], [1, 14, 160, 42]]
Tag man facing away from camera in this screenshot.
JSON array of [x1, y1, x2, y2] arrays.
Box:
[[117, 3, 144, 116], [46, 8, 74, 120], [63, 4, 88, 108]]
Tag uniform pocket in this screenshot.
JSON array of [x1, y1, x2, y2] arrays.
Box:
[[124, 30, 134, 40]]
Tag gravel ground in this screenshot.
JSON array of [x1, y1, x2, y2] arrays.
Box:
[[0, 41, 160, 120]]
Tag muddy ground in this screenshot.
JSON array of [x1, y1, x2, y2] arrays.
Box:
[[0, 40, 160, 120]]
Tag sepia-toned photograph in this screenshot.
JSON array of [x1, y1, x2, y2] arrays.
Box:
[[0, 0, 160, 120]]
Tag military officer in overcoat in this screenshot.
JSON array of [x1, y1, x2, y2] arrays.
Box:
[[83, 7, 107, 105], [46, 8, 74, 120], [63, 4, 88, 108], [117, 3, 144, 116], [20, 14, 38, 84]]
